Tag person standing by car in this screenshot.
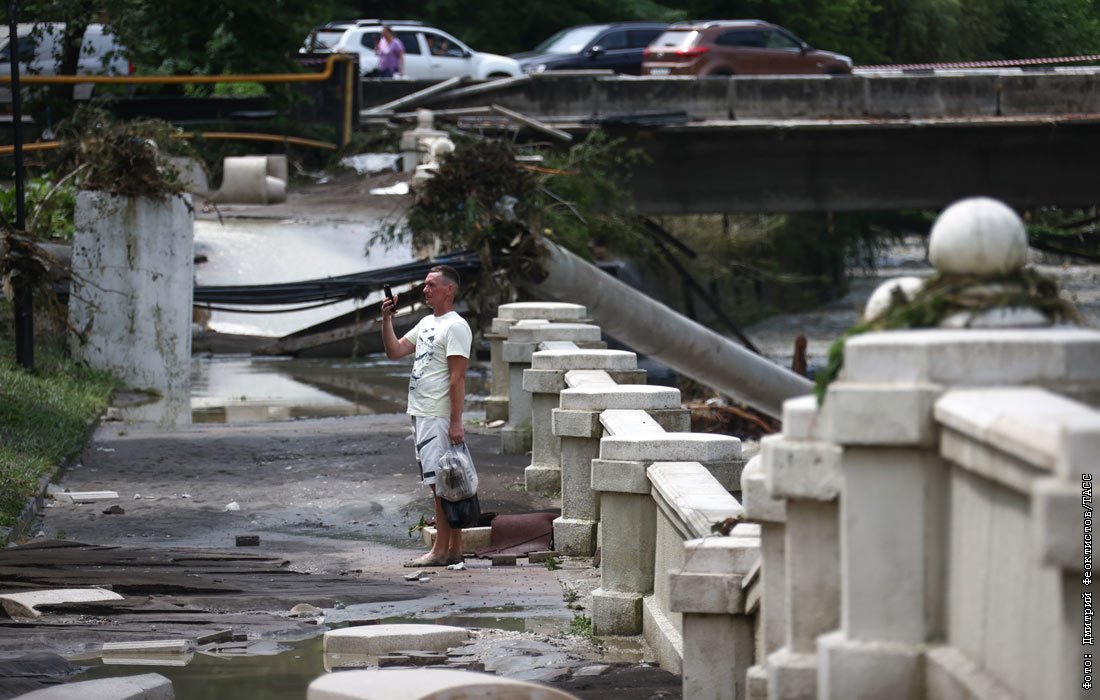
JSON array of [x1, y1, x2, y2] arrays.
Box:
[[381, 266, 473, 567], [375, 25, 405, 77]]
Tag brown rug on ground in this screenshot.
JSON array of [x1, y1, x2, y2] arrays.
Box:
[[474, 510, 559, 558]]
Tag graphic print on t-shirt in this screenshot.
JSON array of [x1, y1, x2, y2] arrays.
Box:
[[409, 323, 437, 393]]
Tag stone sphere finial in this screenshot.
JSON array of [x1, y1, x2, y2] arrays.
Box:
[[928, 197, 1028, 275], [862, 276, 925, 322], [416, 108, 434, 130]]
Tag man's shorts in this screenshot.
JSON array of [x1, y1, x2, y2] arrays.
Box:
[[413, 415, 449, 487]]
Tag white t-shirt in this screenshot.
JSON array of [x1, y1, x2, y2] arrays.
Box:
[[402, 311, 472, 417]]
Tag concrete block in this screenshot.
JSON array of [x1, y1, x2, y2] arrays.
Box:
[[782, 394, 823, 441], [740, 455, 786, 523], [762, 434, 843, 501], [864, 73, 999, 119], [553, 517, 598, 557], [560, 385, 681, 411], [746, 665, 768, 700], [500, 424, 532, 454], [841, 328, 1100, 386], [522, 368, 567, 394], [648, 462, 743, 538], [497, 301, 586, 321], [214, 156, 271, 203], [102, 640, 194, 655], [679, 533, 760, 576], [765, 647, 818, 700], [599, 491, 658, 593], [564, 369, 616, 388], [491, 554, 517, 567], [1033, 478, 1084, 571], [1000, 72, 1100, 116], [599, 409, 664, 437], [669, 571, 746, 615], [651, 408, 691, 433], [323, 624, 468, 655], [934, 387, 1100, 480], [925, 645, 1016, 700], [0, 588, 124, 618], [15, 672, 174, 700], [682, 611, 754, 700], [526, 551, 558, 564], [502, 341, 539, 364], [818, 630, 924, 700], [823, 381, 941, 447], [524, 464, 560, 494], [508, 322, 601, 344], [591, 459, 650, 494], [552, 409, 601, 438], [731, 73, 867, 119], [307, 668, 582, 700], [784, 499, 841, 654], [592, 587, 644, 635], [600, 433, 742, 463], [531, 349, 637, 371]]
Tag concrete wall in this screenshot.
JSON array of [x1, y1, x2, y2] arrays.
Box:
[[409, 70, 1100, 121], [69, 191, 194, 418]]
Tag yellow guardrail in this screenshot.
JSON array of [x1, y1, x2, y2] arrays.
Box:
[[1, 54, 357, 144]]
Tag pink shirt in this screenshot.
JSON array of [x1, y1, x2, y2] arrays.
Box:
[[377, 35, 404, 74]]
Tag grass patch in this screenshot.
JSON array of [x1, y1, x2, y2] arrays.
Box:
[[0, 324, 116, 530], [567, 614, 598, 644]]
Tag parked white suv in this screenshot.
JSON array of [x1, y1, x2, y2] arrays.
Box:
[[325, 21, 522, 80], [0, 23, 130, 102]]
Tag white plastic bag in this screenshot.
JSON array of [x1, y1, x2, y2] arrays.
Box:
[[436, 442, 478, 502]]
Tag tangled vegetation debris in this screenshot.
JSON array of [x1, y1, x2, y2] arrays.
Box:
[[814, 267, 1082, 402]]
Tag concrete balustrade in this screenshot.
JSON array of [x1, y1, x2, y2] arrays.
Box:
[[523, 348, 645, 493], [758, 395, 843, 700], [670, 527, 762, 700], [646, 463, 755, 673], [552, 383, 685, 556], [501, 321, 605, 454], [739, 454, 787, 700], [486, 302, 586, 422]]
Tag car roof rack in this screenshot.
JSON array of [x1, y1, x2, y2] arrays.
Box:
[[354, 19, 427, 27], [668, 19, 770, 29]]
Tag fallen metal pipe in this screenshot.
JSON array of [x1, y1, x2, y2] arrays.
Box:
[[522, 240, 813, 418]]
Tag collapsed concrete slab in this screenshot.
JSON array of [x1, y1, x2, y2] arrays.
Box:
[[307, 668, 580, 699], [323, 624, 469, 655], [0, 588, 123, 618], [13, 672, 173, 699]]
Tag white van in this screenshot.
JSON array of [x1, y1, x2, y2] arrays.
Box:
[[0, 23, 131, 102]]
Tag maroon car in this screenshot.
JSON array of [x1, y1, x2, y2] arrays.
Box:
[[642, 20, 853, 76]]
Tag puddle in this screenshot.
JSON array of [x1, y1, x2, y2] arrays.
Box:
[[190, 354, 488, 424], [74, 636, 326, 700]]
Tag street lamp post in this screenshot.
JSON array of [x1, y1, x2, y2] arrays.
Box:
[[7, 0, 34, 369]]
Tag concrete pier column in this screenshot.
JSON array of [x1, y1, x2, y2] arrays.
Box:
[[740, 454, 788, 700], [759, 396, 843, 700], [670, 532, 762, 700], [501, 321, 604, 454], [486, 302, 586, 422], [552, 384, 684, 555], [522, 348, 645, 493]]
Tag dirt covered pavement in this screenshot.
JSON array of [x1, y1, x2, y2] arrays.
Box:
[[2, 413, 682, 699]]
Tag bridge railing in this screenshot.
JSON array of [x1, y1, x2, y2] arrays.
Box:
[[745, 327, 1100, 700]]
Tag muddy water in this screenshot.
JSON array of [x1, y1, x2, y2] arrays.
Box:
[[190, 354, 490, 423]]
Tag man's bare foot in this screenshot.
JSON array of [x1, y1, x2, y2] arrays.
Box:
[[403, 552, 451, 568]]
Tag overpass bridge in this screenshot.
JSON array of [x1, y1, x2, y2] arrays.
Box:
[[363, 68, 1100, 213]]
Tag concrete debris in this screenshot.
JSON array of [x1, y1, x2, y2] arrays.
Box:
[[52, 491, 119, 504], [288, 603, 323, 618], [527, 550, 558, 564], [235, 535, 260, 547], [491, 554, 517, 567], [224, 501, 240, 512], [101, 505, 125, 515], [445, 561, 466, 571], [369, 182, 410, 196], [101, 639, 195, 655], [403, 570, 424, 581], [0, 587, 124, 618]]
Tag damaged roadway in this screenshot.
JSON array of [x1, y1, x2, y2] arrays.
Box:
[[1, 412, 682, 699]]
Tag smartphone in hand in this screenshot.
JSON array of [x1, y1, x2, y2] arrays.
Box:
[[384, 284, 394, 302]]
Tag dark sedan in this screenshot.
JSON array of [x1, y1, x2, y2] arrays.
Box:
[[513, 22, 667, 75]]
